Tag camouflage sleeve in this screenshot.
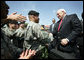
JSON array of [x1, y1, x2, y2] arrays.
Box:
[[32, 24, 53, 43], [1, 30, 23, 59], [1, 38, 14, 59], [14, 28, 25, 38], [14, 29, 21, 37]]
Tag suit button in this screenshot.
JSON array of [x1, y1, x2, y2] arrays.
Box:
[[58, 32, 60, 34], [58, 37, 60, 39]]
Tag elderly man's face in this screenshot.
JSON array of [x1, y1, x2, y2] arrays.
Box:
[[57, 11, 64, 20], [1, 1, 9, 19]]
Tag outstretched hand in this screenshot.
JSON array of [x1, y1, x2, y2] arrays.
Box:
[[7, 12, 27, 21], [19, 49, 36, 59]]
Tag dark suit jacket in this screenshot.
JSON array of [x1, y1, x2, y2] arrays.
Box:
[[50, 24, 53, 33], [50, 24, 55, 33], [53, 14, 82, 52]]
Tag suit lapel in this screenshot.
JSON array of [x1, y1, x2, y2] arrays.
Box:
[[56, 22, 59, 31]]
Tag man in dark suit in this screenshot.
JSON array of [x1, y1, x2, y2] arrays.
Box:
[[49, 18, 56, 33], [49, 9, 82, 59]]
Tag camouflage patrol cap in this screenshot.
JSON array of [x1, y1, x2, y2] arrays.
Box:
[[28, 10, 39, 16]]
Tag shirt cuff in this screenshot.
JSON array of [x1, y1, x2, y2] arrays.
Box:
[[66, 38, 69, 42]]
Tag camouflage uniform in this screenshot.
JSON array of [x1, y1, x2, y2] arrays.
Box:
[[1, 25, 15, 37], [14, 27, 26, 37], [1, 25, 16, 44], [23, 21, 53, 59], [1, 25, 23, 58], [14, 27, 26, 48], [1, 29, 23, 59]]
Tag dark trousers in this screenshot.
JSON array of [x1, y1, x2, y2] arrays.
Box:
[[79, 46, 83, 59], [48, 47, 78, 59], [77, 36, 83, 59]]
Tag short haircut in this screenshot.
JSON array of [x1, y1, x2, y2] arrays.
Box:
[[57, 9, 66, 13], [28, 10, 39, 16]]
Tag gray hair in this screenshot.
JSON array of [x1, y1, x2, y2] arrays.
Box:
[[57, 9, 66, 13]]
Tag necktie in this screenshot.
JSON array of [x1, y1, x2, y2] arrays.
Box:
[[58, 19, 63, 31]]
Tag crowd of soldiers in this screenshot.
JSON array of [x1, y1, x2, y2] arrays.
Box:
[[1, 1, 54, 59], [1, 11, 54, 59]]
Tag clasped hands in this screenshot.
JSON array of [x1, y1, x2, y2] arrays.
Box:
[[61, 38, 69, 46]]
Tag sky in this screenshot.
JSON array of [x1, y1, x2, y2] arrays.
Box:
[[6, 1, 83, 25]]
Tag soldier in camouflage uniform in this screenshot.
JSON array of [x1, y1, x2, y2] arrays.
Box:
[[14, 21, 26, 37], [14, 21, 26, 48], [1, 20, 22, 49], [23, 10, 53, 59], [1, 20, 18, 44], [1, 20, 18, 37], [1, 1, 34, 59]]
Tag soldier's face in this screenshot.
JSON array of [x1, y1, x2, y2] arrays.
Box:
[[20, 24, 25, 28], [15, 24, 19, 29], [34, 16, 39, 23], [9, 23, 16, 29]]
